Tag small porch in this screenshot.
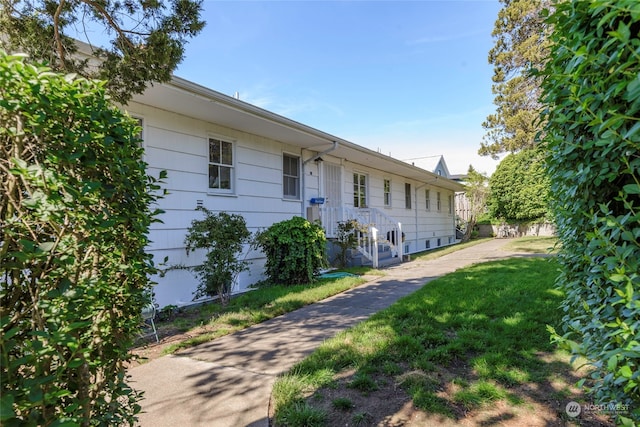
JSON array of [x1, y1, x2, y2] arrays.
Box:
[[318, 206, 404, 269]]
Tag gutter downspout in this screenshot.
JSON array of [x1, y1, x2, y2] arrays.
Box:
[[301, 140, 339, 218]]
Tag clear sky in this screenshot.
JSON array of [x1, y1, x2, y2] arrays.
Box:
[[175, 0, 503, 176]]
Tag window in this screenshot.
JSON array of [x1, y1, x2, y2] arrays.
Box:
[[405, 183, 411, 209], [426, 240, 431, 249], [383, 179, 391, 207], [283, 154, 300, 199], [437, 192, 442, 211], [448, 194, 453, 214], [209, 137, 233, 191], [425, 189, 430, 211], [353, 172, 367, 207]]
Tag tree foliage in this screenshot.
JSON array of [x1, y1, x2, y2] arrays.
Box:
[[0, 0, 205, 104], [480, 0, 551, 158], [540, 0, 640, 422], [0, 51, 164, 425], [462, 165, 489, 241], [488, 148, 550, 222], [256, 217, 327, 286], [183, 208, 253, 305]]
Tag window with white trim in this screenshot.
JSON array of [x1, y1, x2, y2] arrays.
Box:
[[448, 194, 453, 214], [383, 179, 391, 207], [437, 191, 442, 211], [425, 189, 430, 211], [283, 153, 300, 199], [353, 172, 367, 208], [208, 137, 233, 191]]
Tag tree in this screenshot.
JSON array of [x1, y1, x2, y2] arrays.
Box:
[[1, 51, 164, 425], [541, 1, 640, 422], [488, 148, 550, 222], [462, 165, 489, 241], [480, 0, 551, 158], [0, 0, 205, 104], [183, 208, 253, 306]]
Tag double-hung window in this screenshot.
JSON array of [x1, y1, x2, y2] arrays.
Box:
[[353, 172, 367, 208], [405, 183, 411, 209], [425, 189, 430, 211], [283, 154, 300, 199], [448, 194, 453, 215], [209, 137, 233, 191], [383, 179, 391, 207], [437, 192, 442, 211]]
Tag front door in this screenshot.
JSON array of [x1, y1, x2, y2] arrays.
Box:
[[323, 162, 342, 236]]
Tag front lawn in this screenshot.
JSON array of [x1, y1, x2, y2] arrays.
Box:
[[271, 256, 611, 426]]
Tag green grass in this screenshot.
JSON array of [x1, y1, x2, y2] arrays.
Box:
[[502, 235, 559, 254], [158, 273, 369, 354], [145, 239, 492, 354], [272, 255, 568, 425], [411, 237, 492, 261]]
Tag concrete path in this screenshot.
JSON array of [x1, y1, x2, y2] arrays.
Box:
[[129, 239, 539, 427]]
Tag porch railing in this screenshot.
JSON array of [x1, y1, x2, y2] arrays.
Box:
[[319, 206, 403, 268]]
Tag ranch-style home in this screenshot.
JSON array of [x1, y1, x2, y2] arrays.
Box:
[[124, 76, 465, 308]]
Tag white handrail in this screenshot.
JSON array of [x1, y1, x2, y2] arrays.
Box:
[[319, 206, 403, 268]]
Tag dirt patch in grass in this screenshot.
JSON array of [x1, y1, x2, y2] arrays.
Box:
[[290, 353, 613, 427]]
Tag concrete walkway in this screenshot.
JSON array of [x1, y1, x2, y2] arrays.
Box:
[[129, 239, 539, 427]]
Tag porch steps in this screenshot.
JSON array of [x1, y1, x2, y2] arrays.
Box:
[[353, 244, 402, 269]]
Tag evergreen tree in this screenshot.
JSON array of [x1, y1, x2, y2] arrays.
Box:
[[0, 0, 205, 104], [480, 0, 551, 158]]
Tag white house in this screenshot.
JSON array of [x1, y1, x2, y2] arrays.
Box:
[[124, 76, 464, 308]]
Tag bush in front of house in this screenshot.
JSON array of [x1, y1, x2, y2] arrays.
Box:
[[183, 208, 253, 305], [541, 1, 640, 422], [256, 216, 327, 285], [0, 51, 164, 425]]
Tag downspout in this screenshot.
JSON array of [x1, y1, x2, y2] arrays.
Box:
[[301, 140, 339, 218]]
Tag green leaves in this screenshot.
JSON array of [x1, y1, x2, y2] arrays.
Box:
[[488, 147, 551, 222], [1, 51, 162, 425], [0, 0, 204, 104], [540, 0, 640, 422], [256, 217, 327, 286], [183, 208, 253, 304]]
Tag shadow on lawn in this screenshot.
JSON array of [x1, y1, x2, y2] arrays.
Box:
[[281, 257, 612, 426]]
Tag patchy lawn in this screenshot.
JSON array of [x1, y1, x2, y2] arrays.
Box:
[[271, 257, 612, 427]]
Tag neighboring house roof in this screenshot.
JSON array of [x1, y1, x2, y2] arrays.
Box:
[[132, 76, 465, 192], [402, 155, 452, 178]]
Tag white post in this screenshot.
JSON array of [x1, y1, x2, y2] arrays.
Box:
[[398, 222, 403, 261], [371, 227, 379, 269]]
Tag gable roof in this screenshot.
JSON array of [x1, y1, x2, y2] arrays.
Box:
[[132, 76, 464, 192]]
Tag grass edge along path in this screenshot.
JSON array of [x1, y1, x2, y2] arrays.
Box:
[[271, 256, 612, 427], [135, 238, 494, 358]]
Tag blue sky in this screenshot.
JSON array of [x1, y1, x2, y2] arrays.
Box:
[[174, 0, 503, 176]]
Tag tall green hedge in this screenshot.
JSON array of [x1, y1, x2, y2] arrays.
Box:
[[541, 1, 639, 422], [0, 52, 164, 425], [488, 147, 551, 222]]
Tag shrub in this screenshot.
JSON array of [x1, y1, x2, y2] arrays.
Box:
[[0, 52, 164, 425], [332, 219, 368, 267], [183, 208, 253, 305], [540, 1, 640, 422], [256, 216, 327, 285], [488, 147, 551, 222]]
